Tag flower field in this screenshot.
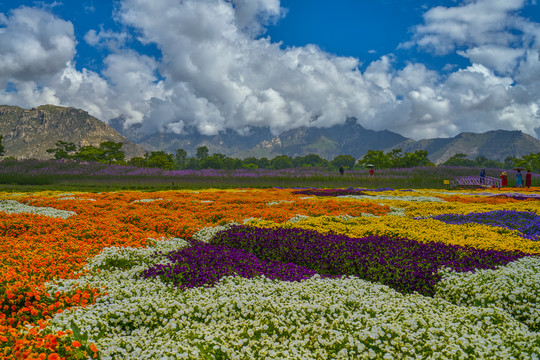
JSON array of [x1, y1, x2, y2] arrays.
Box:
[[0, 187, 539, 359]]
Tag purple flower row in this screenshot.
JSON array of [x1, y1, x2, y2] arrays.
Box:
[[430, 210, 540, 241], [141, 242, 319, 288], [492, 193, 540, 201], [207, 226, 526, 296], [3, 159, 531, 181]]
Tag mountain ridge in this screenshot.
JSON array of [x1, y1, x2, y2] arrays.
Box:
[[118, 116, 540, 163], [2, 104, 540, 164], [0, 105, 147, 159]]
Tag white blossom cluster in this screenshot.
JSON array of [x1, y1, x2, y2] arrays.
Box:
[[266, 200, 294, 206], [287, 214, 311, 223], [45, 240, 540, 360], [190, 223, 240, 243], [436, 256, 540, 332], [341, 195, 446, 202], [58, 196, 96, 201], [0, 199, 76, 218], [132, 198, 165, 203], [387, 206, 407, 217]]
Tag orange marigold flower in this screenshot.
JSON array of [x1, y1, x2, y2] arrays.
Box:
[[89, 343, 98, 352], [47, 353, 60, 360], [72, 340, 81, 348]]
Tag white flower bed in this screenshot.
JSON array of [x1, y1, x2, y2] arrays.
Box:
[[191, 223, 240, 243], [45, 240, 540, 360], [0, 199, 76, 218], [436, 256, 540, 332]]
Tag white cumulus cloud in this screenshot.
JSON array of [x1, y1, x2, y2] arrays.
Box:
[[0, 6, 75, 83], [0, 0, 540, 142]]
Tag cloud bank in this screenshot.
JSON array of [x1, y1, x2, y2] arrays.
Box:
[[0, 0, 539, 140]]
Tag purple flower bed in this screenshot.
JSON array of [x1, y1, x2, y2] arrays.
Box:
[[492, 193, 540, 201], [209, 226, 526, 296], [141, 242, 319, 288], [430, 210, 540, 241]]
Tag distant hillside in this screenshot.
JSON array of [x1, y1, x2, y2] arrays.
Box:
[[132, 126, 274, 157], [120, 118, 410, 160], [389, 130, 540, 164], [0, 105, 147, 159], [237, 119, 410, 159]]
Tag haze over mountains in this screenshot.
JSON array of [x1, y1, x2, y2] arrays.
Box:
[[2, 104, 540, 164]]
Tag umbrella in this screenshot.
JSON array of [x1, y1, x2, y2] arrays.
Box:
[[513, 167, 525, 170], [365, 164, 375, 168]]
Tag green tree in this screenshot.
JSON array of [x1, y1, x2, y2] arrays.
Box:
[[357, 150, 392, 169], [504, 156, 517, 169], [441, 153, 475, 167], [0, 135, 4, 157], [46, 141, 77, 159], [241, 157, 259, 169], [396, 150, 433, 168], [196, 146, 209, 161], [184, 157, 201, 169], [200, 153, 226, 169], [293, 154, 328, 168], [128, 156, 147, 167], [270, 155, 293, 169], [74, 145, 103, 162], [174, 148, 188, 169], [145, 151, 175, 170], [330, 154, 356, 170], [517, 152, 540, 172], [99, 141, 125, 164], [257, 157, 271, 169], [221, 156, 242, 169]]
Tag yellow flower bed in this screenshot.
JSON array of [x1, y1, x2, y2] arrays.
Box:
[[247, 215, 540, 254]]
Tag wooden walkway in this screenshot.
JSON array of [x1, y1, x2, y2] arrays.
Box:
[[450, 176, 501, 189]]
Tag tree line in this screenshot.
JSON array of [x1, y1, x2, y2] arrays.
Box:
[[1, 137, 538, 172], [440, 153, 540, 172]]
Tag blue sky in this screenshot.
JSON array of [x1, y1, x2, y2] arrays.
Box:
[[1, 0, 540, 140]]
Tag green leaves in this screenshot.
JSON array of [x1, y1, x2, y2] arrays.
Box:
[[357, 149, 434, 169]]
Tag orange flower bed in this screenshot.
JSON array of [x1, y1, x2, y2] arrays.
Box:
[[1, 189, 389, 359]]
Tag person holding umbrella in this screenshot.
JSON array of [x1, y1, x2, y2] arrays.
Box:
[[366, 164, 375, 176], [526, 169, 532, 188]]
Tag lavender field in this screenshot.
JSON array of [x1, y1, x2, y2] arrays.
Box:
[[1, 159, 536, 189]]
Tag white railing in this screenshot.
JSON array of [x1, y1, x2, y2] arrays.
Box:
[[450, 176, 501, 188]]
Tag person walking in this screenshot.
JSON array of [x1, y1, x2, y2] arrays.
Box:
[[526, 169, 532, 188], [480, 168, 486, 185], [516, 169, 523, 188], [339, 165, 344, 176], [369, 168, 374, 176], [499, 171, 507, 187]]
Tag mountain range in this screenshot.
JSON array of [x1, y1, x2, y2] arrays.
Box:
[[112, 116, 540, 164], [2, 104, 540, 164]]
